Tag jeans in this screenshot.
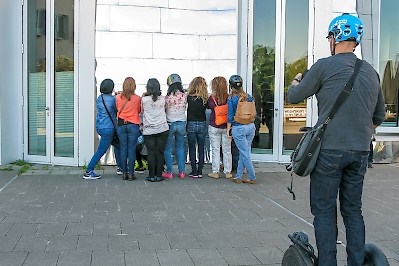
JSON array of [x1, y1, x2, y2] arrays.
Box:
[[164, 121, 186, 173], [232, 123, 256, 180], [310, 149, 368, 266], [116, 123, 140, 174], [113, 143, 122, 169], [208, 125, 232, 173], [145, 131, 169, 178], [87, 127, 114, 172], [187, 121, 207, 173]]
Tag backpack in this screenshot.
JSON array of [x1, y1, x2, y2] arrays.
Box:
[[211, 96, 228, 125], [234, 95, 256, 124]]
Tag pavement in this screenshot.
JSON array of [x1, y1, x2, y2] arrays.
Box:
[[0, 161, 398, 266]]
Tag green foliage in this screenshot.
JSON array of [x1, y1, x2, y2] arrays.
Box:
[[12, 159, 29, 166], [36, 55, 74, 72], [0, 166, 13, 171], [11, 160, 31, 175]]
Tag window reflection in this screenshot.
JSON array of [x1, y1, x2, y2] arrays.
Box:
[[380, 0, 399, 126]]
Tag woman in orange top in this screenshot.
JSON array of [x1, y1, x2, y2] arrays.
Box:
[[116, 77, 141, 181]]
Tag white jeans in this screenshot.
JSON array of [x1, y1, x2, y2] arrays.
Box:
[[208, 125, 232, 173]]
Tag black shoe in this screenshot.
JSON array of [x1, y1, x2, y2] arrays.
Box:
[[128, 173, 136, 181], [135, 167, 146, 173], [368, 163, 373, 168], [122, 173, 128, 180], [189, 171, 198, 178], [198, 171, 203, 178]]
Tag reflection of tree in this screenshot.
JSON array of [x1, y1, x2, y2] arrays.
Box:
[[382, 59, 399, 124], [253, 45, 275, 91], [285, 56, 308, 86]]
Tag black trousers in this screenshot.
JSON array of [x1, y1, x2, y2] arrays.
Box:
[[144, 131, 169, 178]]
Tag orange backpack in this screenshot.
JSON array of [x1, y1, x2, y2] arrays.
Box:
[[212, 96, 228, 125], [234, 95, 256, 124]]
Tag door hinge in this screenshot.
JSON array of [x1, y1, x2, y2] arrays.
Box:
[[21, 96, 24, 106], [22, 43, 24, 54], [21, 0, 24, 6]]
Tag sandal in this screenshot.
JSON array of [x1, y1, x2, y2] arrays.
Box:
[[232, 178, 241, 184], [242, 179, 256, 184]]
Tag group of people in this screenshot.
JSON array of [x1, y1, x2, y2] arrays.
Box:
[[84, 74, 257, 184]]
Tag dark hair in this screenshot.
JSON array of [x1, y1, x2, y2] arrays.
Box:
[[167, 82, 184, 96], [146, 78, 161, 102], [100, 78, 114, 94]]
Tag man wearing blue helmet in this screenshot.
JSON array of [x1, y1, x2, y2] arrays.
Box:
[[287, 13, 385, 266]]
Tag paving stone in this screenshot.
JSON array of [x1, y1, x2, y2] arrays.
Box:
[[77, 235, 108, 251], [108, 235, 138, 251], [195, 232, 232, 248], [187, 248, 228, 266], [217, 247, 263, 265], [46, 235, 78, 251], [91, 251, 125, 266], [36, 222, 67, 236], [125, 250, 160, 266], [14, 236, 49, 252], [64, 222, 93, 236], [0, 235, 20, 251], [166, 233, 201, 249], [137, 234, 170, 250], [0, 223, 13, 236], [156, 249, 194, 266], [57, 251, 92, 266], [121, 221, 150, 236], [0, 251, 28, 266], [93, 222, 121, 235]]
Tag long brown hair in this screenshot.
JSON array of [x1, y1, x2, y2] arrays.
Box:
[[230, 85, 248, 101], [211, 76, 228, 105], [187, 76, 208, 104], [121, 77, 136, 100]]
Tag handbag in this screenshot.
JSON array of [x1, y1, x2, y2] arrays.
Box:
[[287, 58, 363, 199], [212, 96, 228, 125], [101, 95, 119, 146]]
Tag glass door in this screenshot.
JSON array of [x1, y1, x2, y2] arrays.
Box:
[[24, 0, 76, 165], [248, 0, 309, 162]]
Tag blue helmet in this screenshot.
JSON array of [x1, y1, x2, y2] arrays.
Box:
[[327, 13, 364, 44]]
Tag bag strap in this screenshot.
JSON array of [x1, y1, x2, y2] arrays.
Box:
[[211, 96, 219, 106], [322, 58, 363, 127], [117, 97, 129, 119], [101, 95, 116, 129]]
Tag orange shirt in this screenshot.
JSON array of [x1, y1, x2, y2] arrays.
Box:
[[116, 94, 141, 125]]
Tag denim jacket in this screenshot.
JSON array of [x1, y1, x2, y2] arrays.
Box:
[[96, 94, 117, 130], [227, 94, 253, 126]]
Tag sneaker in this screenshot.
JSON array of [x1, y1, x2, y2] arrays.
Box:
[[179, 172, 185, 179], [162, 172, 173, 179], [135, 167, 146, 173], [242, 179, 256, 184], [198, 171, 203, 178], [83, 171, 101, 180], [208, 172, 220, 179], [225, 172, 232, 179], [116, 168, 123, 175], [189, 171, 198, 178]]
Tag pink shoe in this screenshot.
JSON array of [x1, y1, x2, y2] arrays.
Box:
[[179, 172, 185, 179], [162, 172, 173, 179]]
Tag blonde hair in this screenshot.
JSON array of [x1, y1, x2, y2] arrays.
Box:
[[211, 76, 228, 105], [121, 77, 136, 100], [188, 76, 208, 104], [230, 86, 248, 101]]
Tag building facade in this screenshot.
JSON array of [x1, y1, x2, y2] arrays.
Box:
[[0, 0, 398, 166]]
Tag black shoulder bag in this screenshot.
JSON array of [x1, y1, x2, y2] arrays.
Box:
[[286, 58, 363, 199], [101, 95, 119, 146]]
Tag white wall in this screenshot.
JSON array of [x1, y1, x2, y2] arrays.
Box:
[[0, 0, 23, 165], [95, 1, 237, 94]]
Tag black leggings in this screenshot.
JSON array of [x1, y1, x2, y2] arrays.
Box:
[[144, 131, 169, 178]]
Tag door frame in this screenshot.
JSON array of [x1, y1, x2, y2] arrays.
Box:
[[22, 0, 79, 165]]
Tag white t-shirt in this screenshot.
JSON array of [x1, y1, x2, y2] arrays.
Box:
[[141, 95, 169, 135], [165, 91, 187, 122]]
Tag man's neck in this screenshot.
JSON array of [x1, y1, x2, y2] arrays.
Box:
[[334, 41, 357, 55]]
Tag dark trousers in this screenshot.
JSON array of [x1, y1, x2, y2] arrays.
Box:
[[144, 131, 168, 178]]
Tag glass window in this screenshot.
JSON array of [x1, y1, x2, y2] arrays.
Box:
[[379, 0, 399, 126]]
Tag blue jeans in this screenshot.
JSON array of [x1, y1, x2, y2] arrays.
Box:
[[187, 121, 207, 173], [116, 123, 140, 174], [310, 149, 369, 266], [164, 121, 186, 173], [113, 144, 122, 169], [232, 123, 256, 180], [87, 127, 114, 172]]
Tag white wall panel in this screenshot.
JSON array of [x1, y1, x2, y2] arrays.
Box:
[[153, 33, 199, 59], [96, 32, 153, 58], [109, 6, 161, 32], [192, 60, 236, 86], [161, 9, 236, 35], [119, 0, 168, 8], [169, 0, 236, 10], [97, 0, 119, 5], [199, 35, 236, 60], [96, 5, 110, 31], [333, 0, 356, 14]]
